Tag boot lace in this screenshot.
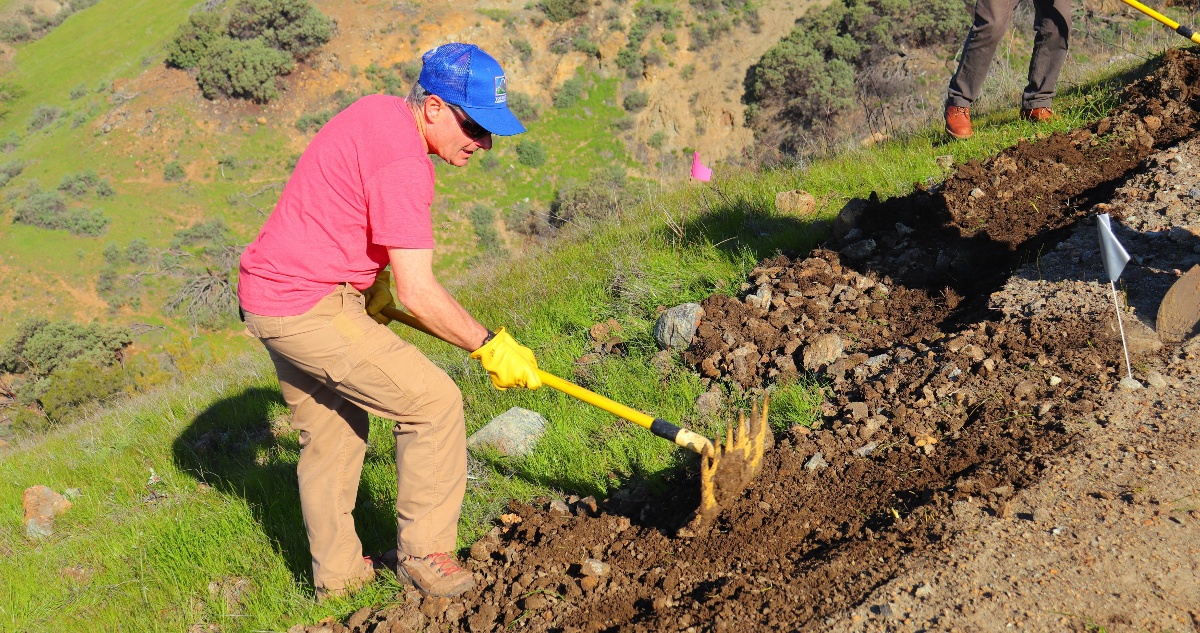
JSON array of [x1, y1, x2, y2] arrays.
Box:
[[422, 552, 464, 577]]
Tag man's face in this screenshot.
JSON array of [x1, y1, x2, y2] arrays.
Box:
[[424, 97, 493, 167]]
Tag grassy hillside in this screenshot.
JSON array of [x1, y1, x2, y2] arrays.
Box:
[[0, 46, 1151, 628]]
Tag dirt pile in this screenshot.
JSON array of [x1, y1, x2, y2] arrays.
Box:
[[304, 49, 1200, 633]]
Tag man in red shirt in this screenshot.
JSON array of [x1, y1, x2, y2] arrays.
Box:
[[238, 43, 539, 600]]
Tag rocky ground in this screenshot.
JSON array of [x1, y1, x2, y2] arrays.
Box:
[[292, 49, 1200, 633]]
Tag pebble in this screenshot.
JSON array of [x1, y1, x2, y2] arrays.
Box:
[[580, 558, 611, 577], [913, 583, 934, 598], [1119, 376, 1144, 391], [804, 452, 828, 471], [853, 442, 877, 457], [548, 499, 571, 515], [1145, 371, 1167, 389], [1049, 375, 1062, 387], [1188, 188, 1200, 199], [970, 187, 985, 199]]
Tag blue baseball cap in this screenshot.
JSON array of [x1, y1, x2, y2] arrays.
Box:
[[418, 43, 525, 137]]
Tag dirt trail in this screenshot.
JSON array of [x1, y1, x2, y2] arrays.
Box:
[[308, 49, 1200, 633]]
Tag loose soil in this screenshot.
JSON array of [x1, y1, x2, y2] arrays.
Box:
[[303, 49, 1200, 633]]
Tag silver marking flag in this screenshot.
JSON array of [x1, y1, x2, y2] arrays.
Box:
[[1096, 213, 1131, 282]]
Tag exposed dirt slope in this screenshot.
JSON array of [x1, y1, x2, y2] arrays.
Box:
[[297, 49, 1200, 633]]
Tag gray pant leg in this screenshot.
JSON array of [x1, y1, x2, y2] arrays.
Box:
[[948, 0, 1020, 108], [1022, 0, 1072, 109]]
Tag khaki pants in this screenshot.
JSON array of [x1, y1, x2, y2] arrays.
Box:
[[947, 0, 1072, 110], [243, 284, 466, 591]]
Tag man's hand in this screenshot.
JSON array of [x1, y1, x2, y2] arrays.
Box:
[[469, 328, 542, 391], [362, 270, 396, 325]]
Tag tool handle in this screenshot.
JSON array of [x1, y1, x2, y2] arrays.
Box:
[[379, 305, 712, 455], [1120, 0, 1200, 43]]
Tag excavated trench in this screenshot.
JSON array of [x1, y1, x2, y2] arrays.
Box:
[[323, 49, 1200, 633]]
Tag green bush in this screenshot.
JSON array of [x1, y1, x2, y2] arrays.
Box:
[[515, 140, 547, 167], [0, 132, 21, 153], [538, 0, 589, 22], [550, 166, 628, 226], [647, 130, 666, 149], [0, 19, 30, 43], [469, 204, 503, 252], [163, 160, 186, 181], [27, 105, 62, 132], [0, 318, 132, 378], [39, 358, 127, 421], [227, 0, 333, 59], [12, 185, 110, 236], [69, 83, 88, 100], [507, 91, 539, 122], [58, 169, 111, 197], [0, 159, 24, 187], [622, 90, 649, 112], [171, 218, 232, 248], [165, 11, 223, 69], [511, 38, 533, 62], [196, 36, 294, 102], [553, 76, 585, 109], [103, 242, 123, 265], [126, 238, 151, 265], [295, 110, 333, 132]]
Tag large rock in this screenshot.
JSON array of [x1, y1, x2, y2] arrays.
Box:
[[774, 190, 817, 218], [802, 334, 844, 371], [467, 407, 547, 458], [832, 198, 870, 239], [653, 303, 704, 351], [23, 485, 72, 539]]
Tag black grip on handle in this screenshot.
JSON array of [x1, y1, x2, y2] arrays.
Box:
[[649, 418, 681, 442], [1178, 24, 1194, 38]]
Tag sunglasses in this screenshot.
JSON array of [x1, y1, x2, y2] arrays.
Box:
[[447, 104, 490, 140]]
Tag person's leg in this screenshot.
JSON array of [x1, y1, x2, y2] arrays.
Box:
[[948, 0, 1021, 107], [1022, 0, 1071, 109], [267, 349, 374, 594]]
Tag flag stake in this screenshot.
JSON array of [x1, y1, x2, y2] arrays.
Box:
[[1109, 281, 1134, 380]]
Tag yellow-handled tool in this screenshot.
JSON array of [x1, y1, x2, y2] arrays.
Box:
[[379, 304, 769, 525], [1120, 0, 1200, 44]]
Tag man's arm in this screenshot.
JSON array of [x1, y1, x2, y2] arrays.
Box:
[[388, 248, 491, 352]]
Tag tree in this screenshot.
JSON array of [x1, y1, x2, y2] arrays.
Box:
[[165, 11, 223, 69], [196, 37, 294, 102], [227, 0, 332, 59]]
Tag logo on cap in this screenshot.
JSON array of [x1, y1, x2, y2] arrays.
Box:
[[495, 76, 507, 104]]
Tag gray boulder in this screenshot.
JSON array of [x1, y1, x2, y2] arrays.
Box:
[[467, 407, 547, 458], [653, 303, 705, 351]]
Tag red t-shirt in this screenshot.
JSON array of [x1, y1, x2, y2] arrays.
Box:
[[238, 95, 435, 316]]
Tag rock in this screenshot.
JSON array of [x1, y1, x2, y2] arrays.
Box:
[[522, 594, 549, 610], [803, 334, 844, 370], [23, 485, 72, 539], [804, 452, 828, 471], [1188, 188, 1200, 200], [256, 116, 268, 125], [420, 596, 450, 620], [832, 198, 869, 238], [347, 607, 371, 630], [467, 407, 547, 458], [287, 625, 306, 633], [653, 303, 704, 351], [745, 285, 772, 309], [853, 442, 877, 457], [469, 540, 492, 562], [1145, 371, 1167, 389], [969, 187, 985, 199], [575, 496, 599, 517], [894, 222, 916, 237], [845, 401, 869, 421], [1120, 315, 1162, 355], [548, 499, 571, 515], [589, 319, 622, 342], [580, 558, 611, 577], [913, 583, 934, 598], [1032, 506, 1052, 523], [1048, 375, 1063, 387], [841, 239, 876, 260], [775, 189, 817, 218], [1119, 376, 1143, 391], [875, 602, 896, 618], [580, 575, 600, 591], [695, 391, 723, 418], [935, 154, 954, 169], [445, 602, 466, 623]]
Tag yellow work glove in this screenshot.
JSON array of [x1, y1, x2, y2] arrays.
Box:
[[469, 327, 542, 391], [362, 270, 396, 325]]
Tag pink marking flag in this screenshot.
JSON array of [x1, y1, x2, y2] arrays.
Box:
[[690, 151, 712, 182]]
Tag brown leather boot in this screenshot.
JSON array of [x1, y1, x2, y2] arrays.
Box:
[[1020, 107, 1054, 122], [398, 552, 476, 597], [945, 106, 973, 140]]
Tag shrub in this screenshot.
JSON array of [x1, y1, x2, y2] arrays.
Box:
[[515, 141, 547, 167], [0, 159, 24, 187], [511, 38, 533, 62], [58, 169, 104, 196], [295, 110, 332, 132], [12, 186, 110, 236], [27, 105, 62, 132], [476, 150, 499, 172], [39, 358, 127, 421], [69, 83, 88, 100], [0, 318, 132, 378], [103, 242, 124, 265], [469, 204, 502, 252], [622, 90, 649, 112], [647, 130, 666, 149], [507, 91, 539, 122], [227, 0, 333, 59], [550, 167, 628, 226], [0, 19, 31, 43], [538, 0, 588, 22], [172, 218, 232, 248], [553, 76, 585, 109], [165, 11, 223, 69], [0, 132, 19, 153], [196, 37, 294, 102], [163, 161, 186, 182], [126, 238, 151, 265]]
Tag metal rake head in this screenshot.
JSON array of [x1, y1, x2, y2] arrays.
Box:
[[694, 395, 769, 526]]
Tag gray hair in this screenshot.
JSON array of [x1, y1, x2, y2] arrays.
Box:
[[407, 82, 431, 109]]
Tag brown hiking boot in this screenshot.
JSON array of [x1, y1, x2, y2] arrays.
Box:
[[945, 106, 973, 140], [398, 552, 476, 597], [1020, 107, 1054, 122]]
